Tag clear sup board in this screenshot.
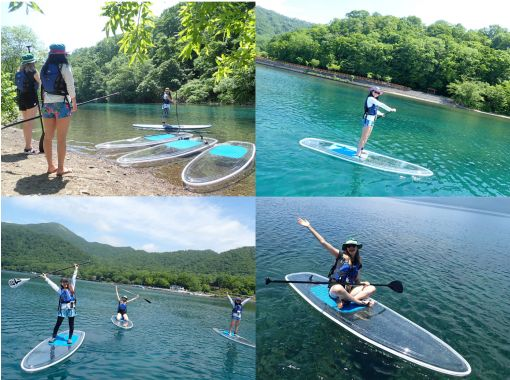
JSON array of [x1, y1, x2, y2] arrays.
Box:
[[111, 315, 134, 329], [182, 141, 255, 192], [299, 137, 433, 177], [21, 330, 85, 373], [116, 137, 218, 167], [212, 328, 255, 348], [95, 132, 193, 153], [133, 124, 212, 131], [286, 272, 471, 376]]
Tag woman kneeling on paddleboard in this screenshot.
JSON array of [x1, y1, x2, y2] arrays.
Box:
[[41, 264, 79, 344], [227, 294, 252, 336], [115, 286, 138, 326], [297, 218, 376, 309]]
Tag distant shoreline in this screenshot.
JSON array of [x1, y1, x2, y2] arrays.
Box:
[[1, 270, 256, 301], [256, 57, 510, 120]]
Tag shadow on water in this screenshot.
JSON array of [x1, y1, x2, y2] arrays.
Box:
[[223, 344, 239, 378], [14, 174, 68, 195]]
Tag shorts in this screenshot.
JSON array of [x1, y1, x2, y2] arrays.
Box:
[[363, 117, 375, 128], [231, 315, 241, 321], [42, 102, 72, 119], [17, 94, 38, 111], [58, 308, 76, 318]]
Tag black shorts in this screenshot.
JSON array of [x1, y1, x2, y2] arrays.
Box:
[[17, 93, 39, 111]]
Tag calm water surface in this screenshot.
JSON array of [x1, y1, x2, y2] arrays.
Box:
[[256, 197, 510, 379], [256, 65, 510, 196], [2, 276, 255, 379]]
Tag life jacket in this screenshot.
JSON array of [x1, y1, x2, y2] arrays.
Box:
[[162, 94, 171, 105], [232, 304, 242, 317], [118, 302, 127, 312], [59, 288, 75, 304], [328, 255, 362, 287], [15, 70, 38, 95], [41, 63, 68, 96], [364, 96, 378, 117]]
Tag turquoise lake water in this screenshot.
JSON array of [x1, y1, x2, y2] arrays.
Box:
[[256, 197, 510, 379], [2, 275, 255, 379], [256, 65, 510, 196]]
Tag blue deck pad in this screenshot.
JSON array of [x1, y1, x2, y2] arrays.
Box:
[[328, 144, 357, 157], [145, 134, 175, 141], [210, 145, 247, 159], [48, 333, 79, 346], [310, 285, 367, 313], [165, 140, 202, 149]]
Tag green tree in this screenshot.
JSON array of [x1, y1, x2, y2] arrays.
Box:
[[1, 72, 18, 124]]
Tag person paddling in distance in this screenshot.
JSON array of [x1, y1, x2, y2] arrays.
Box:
[[15, 53, 41, 154], [41, 264, 79, 344], [162, 87, 174, 124], [40, 44, 77, 176], [297, 218, 376, 309], [227, 294, 252, 336], [357, 86, 396, 158], [115, 285, 138, 326]]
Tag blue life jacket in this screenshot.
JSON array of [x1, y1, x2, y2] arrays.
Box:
[[328, 256, 362, 286], [59, 288, 75, 304], [163, 94, 171, 105], [364, 96, 378, 117], [118, 302, 127, 312], [15, 71, 38, 94], [232, 304, 242, 317], [41, 63, 68, 96]]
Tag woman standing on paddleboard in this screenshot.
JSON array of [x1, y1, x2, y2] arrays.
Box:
[[162, 87, 174, 124], [14, 53, 41, 155], [297, 218, 375, 309], [41, 264, 79, 344], [40, 44, 77, 176], [357, 86, 396, 158], [227, 294, 252, 336], [115, 285, 138, 326]]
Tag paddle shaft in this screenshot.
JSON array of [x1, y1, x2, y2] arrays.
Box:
[[120, 287, 151, 303], [33, 261, 91, 279], [1, 92, 120, 129], [265, 278, 403, 292]]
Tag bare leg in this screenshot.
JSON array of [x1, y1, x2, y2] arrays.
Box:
[[55, 116, 71, 175], [21, 107, 37, 150], [351, 285, 376, 306], [43, 118, 57, 173], [357, 126, 372, 155], [116, 313, 122, 321], [330, 284, 369, 307], [234, 320, 240, 335], [228, 319, 235, 334]]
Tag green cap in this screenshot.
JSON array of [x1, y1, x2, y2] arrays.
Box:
[[342, 239, 362, 251], [21, 53, 36, 64]]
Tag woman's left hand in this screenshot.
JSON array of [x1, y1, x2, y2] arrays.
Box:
[[74, 263, 79, 269], [361, 281, 370, 287]]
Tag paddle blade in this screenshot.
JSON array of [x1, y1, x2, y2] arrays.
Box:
[[265, 277, 271, 285], [388, 281, 404, 293], [144, 298, 152, 304], [8, 278, 30, 288]]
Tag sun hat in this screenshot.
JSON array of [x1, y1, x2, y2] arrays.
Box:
[[21, 53, 36, 64], [342, 239, 362, 251], [49, 43, 68, 55], [369, 86, 383, 94]]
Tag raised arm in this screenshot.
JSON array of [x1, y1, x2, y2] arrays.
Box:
[[297, 218, 340, 258], [370, 97, 396, 113], [115, 285, 120, 301], [227, 293, 235, 307], [241, 297, 252, 306], [71, 264, 78, 289], [127, 295, 139, 303], [41, 274, 60, 293]]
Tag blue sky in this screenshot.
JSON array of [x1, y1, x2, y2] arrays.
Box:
[[257, 0, 510, 29], [1, 197, 255, 252]]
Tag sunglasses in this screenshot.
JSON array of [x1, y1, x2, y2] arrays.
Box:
[[345, 244, 357, 248]]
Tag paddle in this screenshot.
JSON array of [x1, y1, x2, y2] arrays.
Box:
[[1, 92, 121, 130], [265, 277, 404, 293], [8, 261, 91, 289], [120, 287, 152, 303], [37, 102, 44, 153]]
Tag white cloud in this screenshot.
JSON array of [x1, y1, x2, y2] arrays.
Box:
[[5, 197, 255, 252], [142, 243, 159, 252]]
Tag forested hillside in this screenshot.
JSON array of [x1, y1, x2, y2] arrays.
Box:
[[2, 222, 255, 295], [256, 7, 313, 51], [261, 10, 510, 115]]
